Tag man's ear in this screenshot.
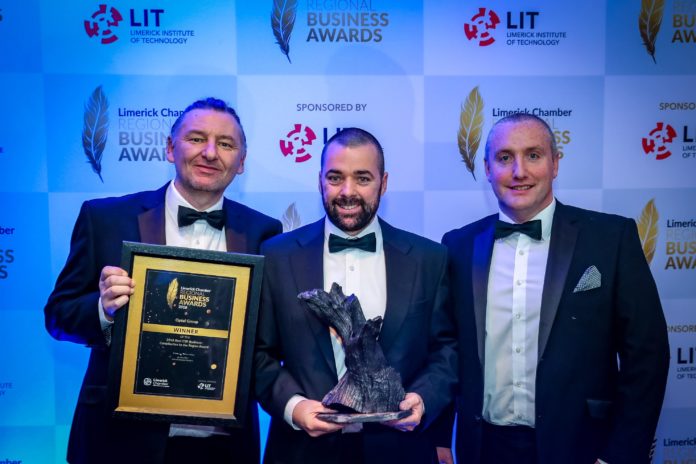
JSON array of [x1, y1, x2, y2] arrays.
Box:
[[236, 153, 246, 175], [166, 136, 175, 163]]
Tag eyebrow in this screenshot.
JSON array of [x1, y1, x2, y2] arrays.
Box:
[[353, 170, 374, 177], [496, 145, 546, 154], [324, 169, 375, 177], [184, 129, 236, 142]]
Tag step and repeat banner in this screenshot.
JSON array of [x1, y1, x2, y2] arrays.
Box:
[[0, 1, 695, 462]]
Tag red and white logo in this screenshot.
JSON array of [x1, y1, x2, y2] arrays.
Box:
[[642, 122, 677, 160], [84, 4, 123, 44], [279, 124, 317, 163], [464, 8, 500, 46]]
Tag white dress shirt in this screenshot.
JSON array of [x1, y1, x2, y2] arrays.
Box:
[[164, 181, 226, 251], [283, 216, 387, 428], [482, 199, 555, 427]]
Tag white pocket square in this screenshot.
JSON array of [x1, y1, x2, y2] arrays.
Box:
[[573, 265, 601, 293]]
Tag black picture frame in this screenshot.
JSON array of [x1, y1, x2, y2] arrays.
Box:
[[107, 241, 264, 427]]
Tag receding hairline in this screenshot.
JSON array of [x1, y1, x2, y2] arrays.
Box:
[[320, 127, 385, 176], [484, 113, 558, 160], [169, 97, 247, 150]]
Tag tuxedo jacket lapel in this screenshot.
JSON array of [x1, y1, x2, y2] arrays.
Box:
[[472, 217, 496, 365], [378, 220, 415, 355], [223, 199, 248, 253], [137, 186, 167, 245], [289, 220, 337, 377], [538, 203, 578, 360], [136, 189, 251, 252]]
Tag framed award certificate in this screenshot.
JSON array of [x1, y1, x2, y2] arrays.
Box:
[[107, 242, 264, 427]]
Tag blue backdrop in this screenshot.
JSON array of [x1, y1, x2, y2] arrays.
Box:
[[0, 1, 695, 462]]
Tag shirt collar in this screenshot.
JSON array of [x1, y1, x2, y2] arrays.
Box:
[[323, 215, 383, 252], [165, 181, 225, 223], [498, 198, 555, 241]]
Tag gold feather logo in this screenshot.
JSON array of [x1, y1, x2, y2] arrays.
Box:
[[166, 278, 179, 309], [639, 0, 665, 63], [458, 86, 484, 180], [637, 199, 659, 264]]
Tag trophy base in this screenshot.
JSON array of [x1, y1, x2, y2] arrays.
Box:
[[316, 410, 410, 424]]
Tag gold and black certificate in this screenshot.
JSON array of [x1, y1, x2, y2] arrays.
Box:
[[108, 242, 264, 427], [135, 269, 235, 400]]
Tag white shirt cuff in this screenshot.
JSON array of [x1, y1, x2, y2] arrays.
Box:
[[98, 297, 114, 344], [98, 297, 114, 329], [284, 394, 306, 430]]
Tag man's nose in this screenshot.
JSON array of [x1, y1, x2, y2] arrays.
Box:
[[202, 140, 217, 160], [512, 157, 527, 178], [340, 179, 356, 195]]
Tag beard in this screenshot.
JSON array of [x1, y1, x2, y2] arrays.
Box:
[[323, 193, 380, 234]]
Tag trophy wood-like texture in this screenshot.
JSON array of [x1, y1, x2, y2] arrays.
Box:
[[298, 283, 405, 414]]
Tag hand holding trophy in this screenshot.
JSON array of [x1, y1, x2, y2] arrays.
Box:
[[298, 283, 409, 424]]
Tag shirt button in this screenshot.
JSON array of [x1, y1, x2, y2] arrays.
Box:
[[519, 250, 525, 256], [515, 313, 521, 320], [515, 347, 521, 353], [515, 381, 522, 387], [516, 280, 523, 286], [349, 265, 355, 271]]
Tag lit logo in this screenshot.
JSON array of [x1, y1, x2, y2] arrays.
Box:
[[143, 377, 152, 386], [279, 124, 317, 163], [464, 8, 500, 46], [642, 122, 676, 160], [84, 4, 123, 44]]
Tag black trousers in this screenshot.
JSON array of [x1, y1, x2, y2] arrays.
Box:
[[164, 434, 258, 464], [481, 420, 537, 464]]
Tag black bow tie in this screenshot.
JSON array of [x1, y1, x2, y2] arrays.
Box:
[[177, 206, 225, 230], [328, 233, 377, 253], [494, 219, 542, 241]]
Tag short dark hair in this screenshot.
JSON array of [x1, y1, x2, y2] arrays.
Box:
[[170, 97, 246, 149], [484, 112, 558, 161], [320, 127, 385, 176]]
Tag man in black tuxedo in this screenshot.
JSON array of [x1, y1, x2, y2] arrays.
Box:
[[254, 128, 457, 463], [44, 98, 282, 464], [442, 113, 669, 464]]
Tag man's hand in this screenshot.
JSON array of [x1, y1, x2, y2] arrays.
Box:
[[292, 399, 344, 437], [382, 392, 425, 432], [436, 447, 454, 464], [99, 266, 135, 321]]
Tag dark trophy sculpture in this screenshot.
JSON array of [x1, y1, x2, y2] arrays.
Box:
[[298, 283, 409, 423]]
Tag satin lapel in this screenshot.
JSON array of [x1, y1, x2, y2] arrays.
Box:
[[137, 189, 167, 245], [538, 204, 578, 360], [472, 219, 495, 365], [378, 220, 414, 355], [223, 200, 248, 253], [290, 220, 336, 377]]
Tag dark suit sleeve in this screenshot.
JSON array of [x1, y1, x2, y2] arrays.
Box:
[[428, 402, 455, 448], [405, 248, 459, 430], [44, 201, 106, 347], [601, 219, 669, 463]]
